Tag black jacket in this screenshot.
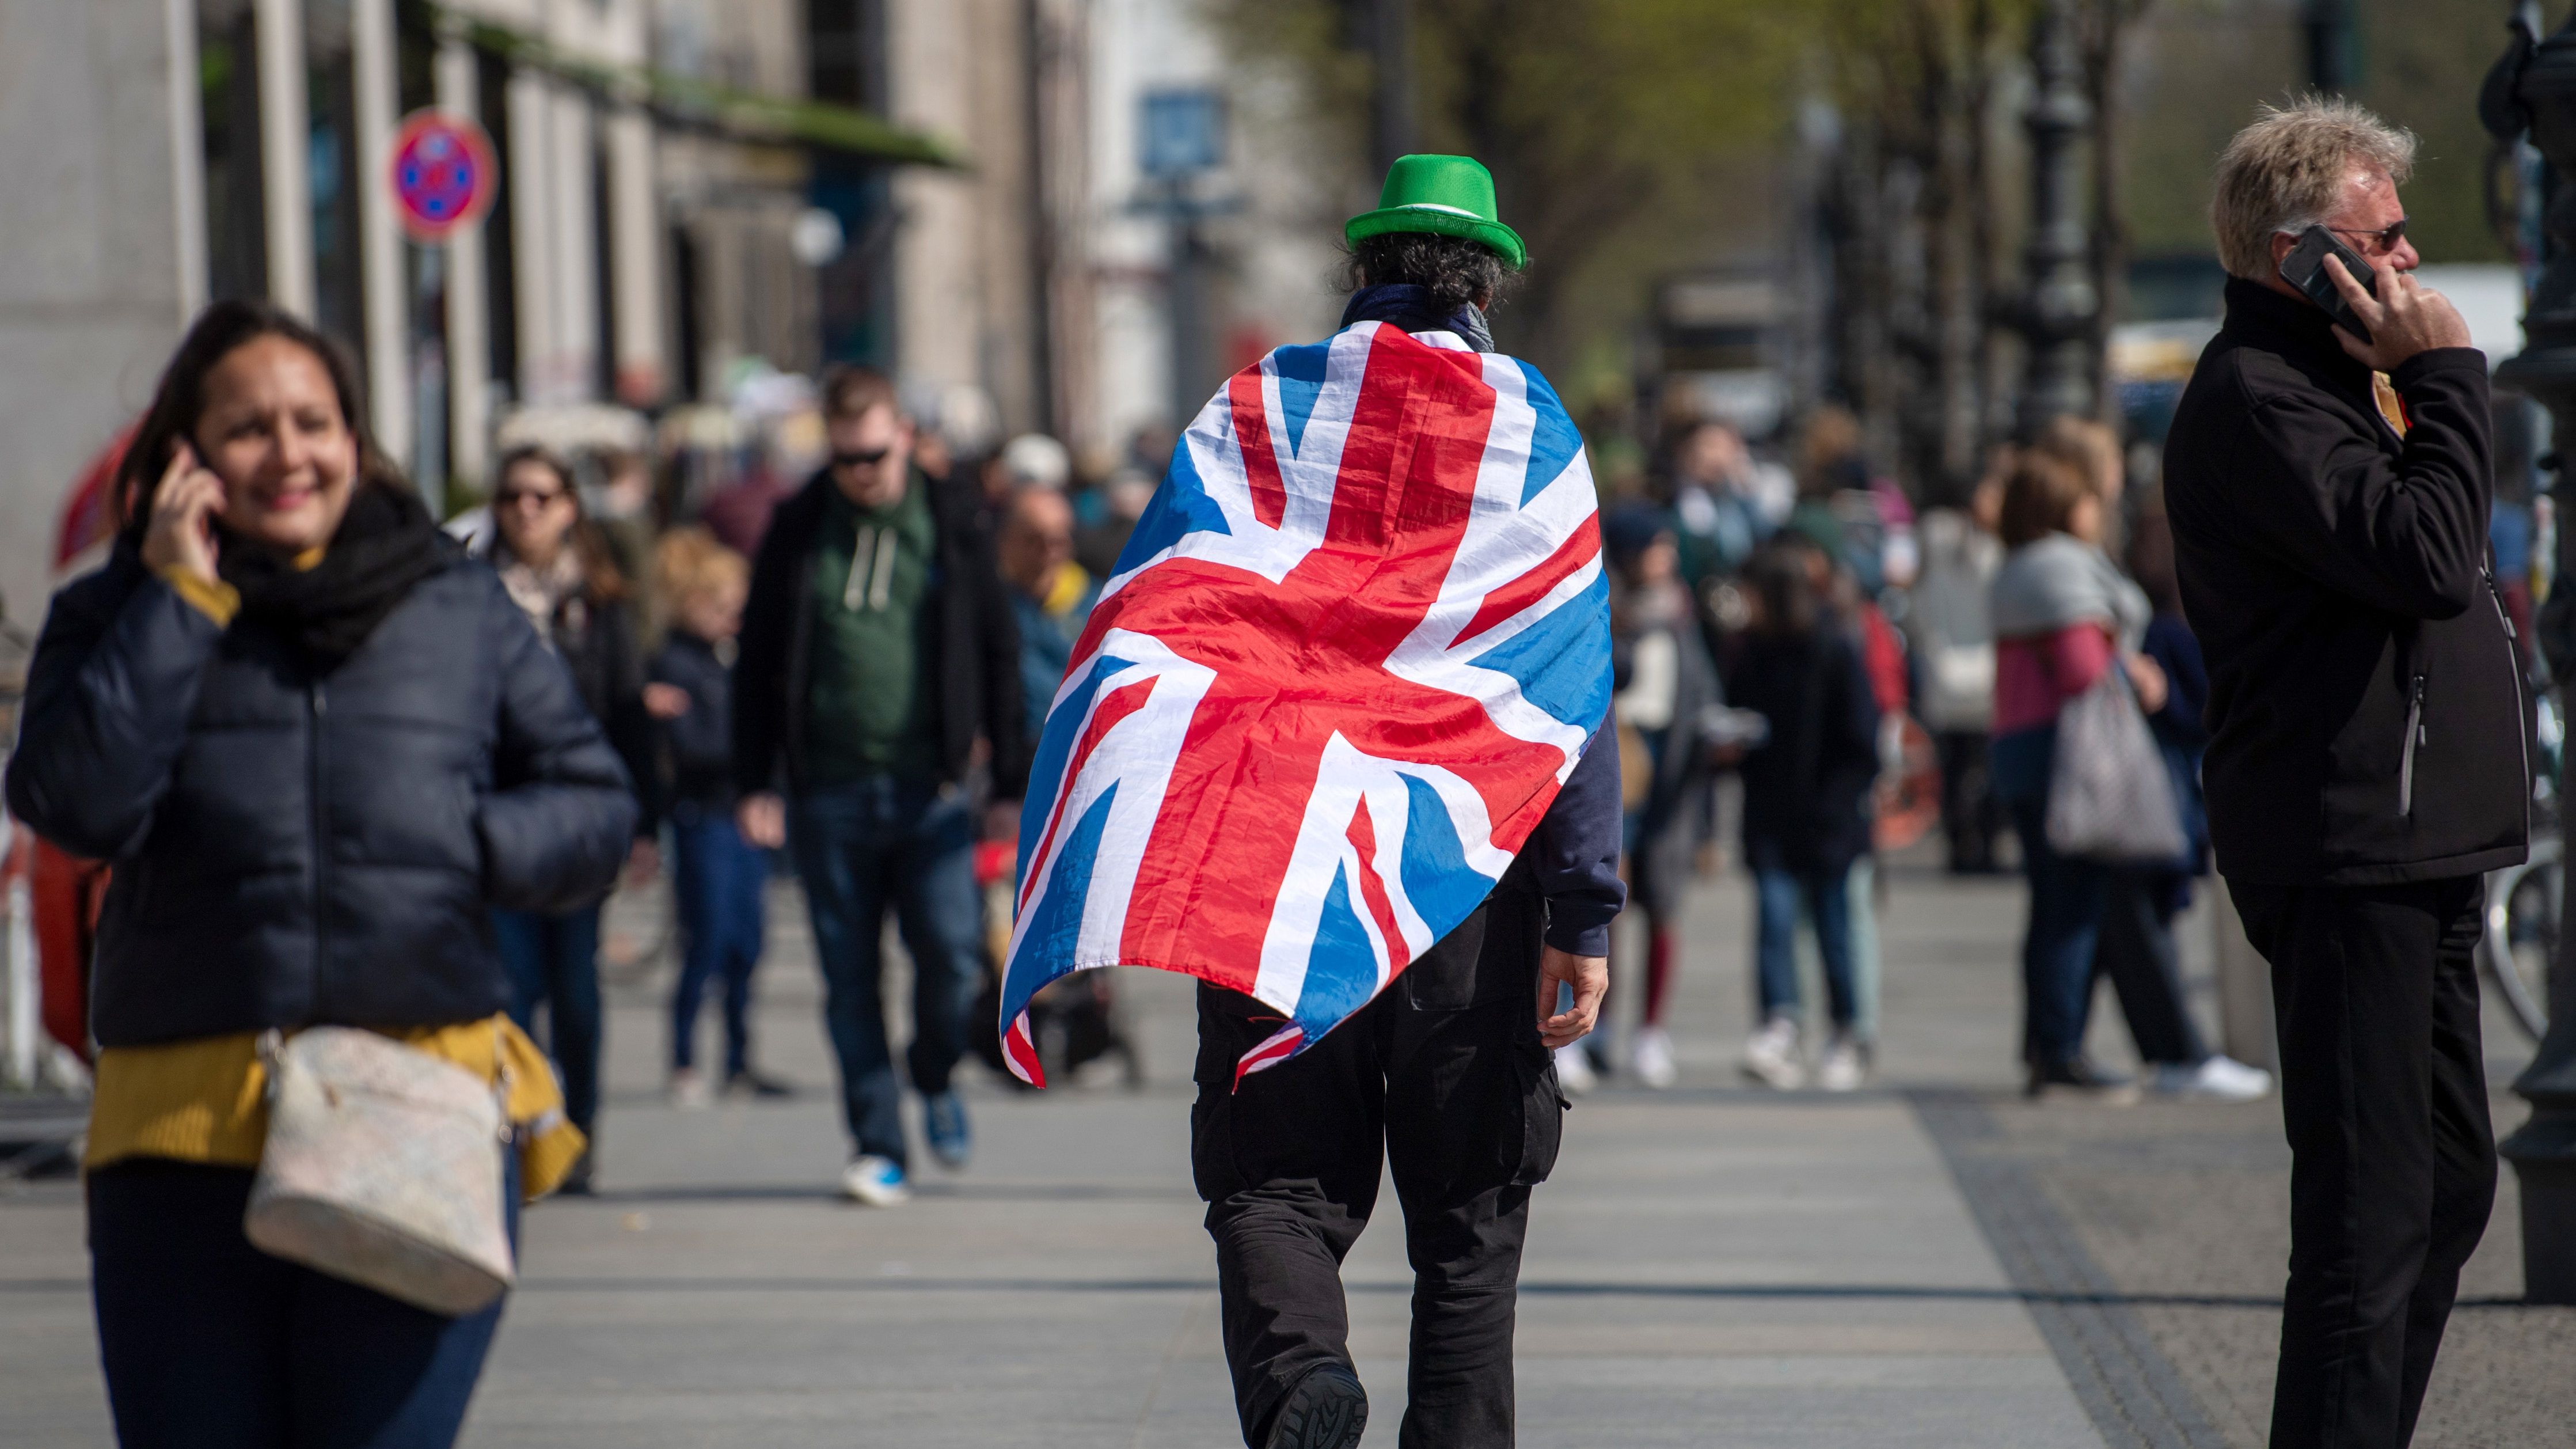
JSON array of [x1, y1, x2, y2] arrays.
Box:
[[650, 629, 736, 813], [3, 552, 638, 1047], [1726, 628, 1882, 874], [2164, 278, 2527, 886], [733, 468, 1027, 799]]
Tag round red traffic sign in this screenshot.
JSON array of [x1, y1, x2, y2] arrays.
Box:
[[388, 110, 496, 242]]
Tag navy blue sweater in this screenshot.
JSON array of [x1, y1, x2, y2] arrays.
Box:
[[1532, 714, 1625, 956]]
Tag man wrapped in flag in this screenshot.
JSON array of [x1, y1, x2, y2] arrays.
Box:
[[1001, 155, 1623, 1449]]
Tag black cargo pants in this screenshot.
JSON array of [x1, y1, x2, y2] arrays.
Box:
[[1191, 881, 1567, 1449]]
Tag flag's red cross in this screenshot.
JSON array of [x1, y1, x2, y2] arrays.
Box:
[[1016, 328, 1600, 983]]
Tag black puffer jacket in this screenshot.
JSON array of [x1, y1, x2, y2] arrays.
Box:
[[2165, 279, 2528, 886], [3, 551, 637, 1047]]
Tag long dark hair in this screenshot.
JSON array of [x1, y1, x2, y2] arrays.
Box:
[[1746, 537, 1825, 640], [492, 445, 629, 602], [115, 299, 405, 549]]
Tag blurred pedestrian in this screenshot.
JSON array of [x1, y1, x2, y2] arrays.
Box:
[[2108, 504, 2273, 1103], [1909, 458, 2008, 874], [5, 299, 628, 1447], [1726, 537, 1880, 1093], [1603, 504, 1718, 1090], [732, 364, 1026, 1208], [473, 445, 659, 1193], [997, 484, 1099, 742], [648, 528, 793, 1109], [1665, 419, 1774, 589], [1988, 450, 2165, 1100], [2167, 100, 2522, 1448]]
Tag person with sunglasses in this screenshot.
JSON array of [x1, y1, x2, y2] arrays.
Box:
[[731, 365, 1025, 1207], [2165, 99, 2521, 1449], [467, 445, 659, 1194]]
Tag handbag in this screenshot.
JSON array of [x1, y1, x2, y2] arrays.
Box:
[[244, 1026, 517, 1316], [2046, 666, 2189, 863]]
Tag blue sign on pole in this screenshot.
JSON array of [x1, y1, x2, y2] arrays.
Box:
[[1139, 89, 1226, 179]]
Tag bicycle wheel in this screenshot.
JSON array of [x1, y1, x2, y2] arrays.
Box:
[[2482, 834, 2558, 1041]]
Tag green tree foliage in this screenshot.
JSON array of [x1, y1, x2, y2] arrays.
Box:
[[1211, 0, 1813, 393]]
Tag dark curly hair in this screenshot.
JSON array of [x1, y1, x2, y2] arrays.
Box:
[[1342, 232, 1517, 313]]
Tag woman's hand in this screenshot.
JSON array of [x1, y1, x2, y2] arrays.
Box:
[[2125, 653, 2170, 715], [141, 443, 225, 584]]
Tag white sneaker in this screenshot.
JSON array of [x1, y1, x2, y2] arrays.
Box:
[[839, 1154, 911, 1207], [1553, 1044, 1598, 1095], [2154, 1055, 2273, 1102], [1817, 1034, 1867, 1093], [666, 1068, 713, 1111], [1741, 1016, 1805, 1090], [1631, 1027, 1678, 1090]]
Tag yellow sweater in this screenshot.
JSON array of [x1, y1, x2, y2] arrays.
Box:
[[80, 562, 586, 1201], [85, 1016, 587, 1201]]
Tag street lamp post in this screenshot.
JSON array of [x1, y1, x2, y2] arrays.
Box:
[[2017, 0, 2098, 435], [2482, 1, 2576, 1306]]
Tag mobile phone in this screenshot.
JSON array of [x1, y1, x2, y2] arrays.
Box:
[[2278, 225, 2377, 342]]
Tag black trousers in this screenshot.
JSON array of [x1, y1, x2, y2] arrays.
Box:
[[2231, 878, 2498, 1449], [1936, 729, 2008, 873], [2095, 870, 2210, 1068], [1190, 887, 1566, 1449]]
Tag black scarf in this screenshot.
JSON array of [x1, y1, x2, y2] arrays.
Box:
[[1339, 284, 1494, 353], [219, 483, 453, 669]]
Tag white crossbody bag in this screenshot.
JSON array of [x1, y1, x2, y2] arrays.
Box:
[[244, 1026, 517, 1316]]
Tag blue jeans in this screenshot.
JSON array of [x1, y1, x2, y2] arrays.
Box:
[[494, 905, 603, 1137], [89, 1155, 516, 1448], [670, 802, 768, 1076], [2006, 792, 2109, 1067], [788, 777, 984, 1169], [1751, 853, 1859, 1030]]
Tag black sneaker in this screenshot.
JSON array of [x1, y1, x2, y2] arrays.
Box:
[[2026, 1056, 2140, 1103], [558, 1148, 596, 1196], [725, 1068, 796, 1100], [1264, 1363, 1368, 1449]]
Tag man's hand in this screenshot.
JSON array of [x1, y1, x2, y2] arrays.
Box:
[[737, 791, 787, 849], [2324, 255, 2472, 371], [1537, 946, 1609, 1050], [643, 682, 691, 720]]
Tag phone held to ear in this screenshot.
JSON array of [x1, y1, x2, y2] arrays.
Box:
[[2278, 225, 2376, 342]]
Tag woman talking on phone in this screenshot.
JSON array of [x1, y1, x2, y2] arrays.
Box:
[[5, 299, 634, 1448]]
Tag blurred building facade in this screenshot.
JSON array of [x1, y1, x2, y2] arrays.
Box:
[[0, 0, 1343, 636]]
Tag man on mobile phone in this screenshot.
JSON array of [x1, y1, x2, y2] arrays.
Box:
[[2163, 100, 2526, 1449]]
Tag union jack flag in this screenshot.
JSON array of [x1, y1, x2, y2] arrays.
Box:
[[999, 320, 1612, 1086]]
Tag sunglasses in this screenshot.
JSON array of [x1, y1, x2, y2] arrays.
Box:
[[833, 446, 893, 468], [2327, 218, 2408, 252], [495, 488, 568, 509]]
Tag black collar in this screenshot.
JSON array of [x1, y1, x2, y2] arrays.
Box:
[[2219, 276, 2373, 393]]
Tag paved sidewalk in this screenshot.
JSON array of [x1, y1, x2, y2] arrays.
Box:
[[3, 848, 2563, 1446]]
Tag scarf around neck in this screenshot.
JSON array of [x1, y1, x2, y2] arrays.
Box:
[[1989, 532, 2150, 648], [218, 482, 453, 669], [1339, 283, 1494, 353]]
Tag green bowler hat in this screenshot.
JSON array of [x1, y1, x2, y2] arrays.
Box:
[[1344, 154, 1526, 270]]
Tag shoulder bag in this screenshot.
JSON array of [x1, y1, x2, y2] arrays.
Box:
[[2046, 666, 2188, 864], [244, 1026, 516, 1316]]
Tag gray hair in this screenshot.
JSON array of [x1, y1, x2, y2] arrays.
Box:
[[2209, 97, 2417, 279]]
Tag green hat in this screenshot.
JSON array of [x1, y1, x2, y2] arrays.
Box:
[[1344, 154, 1526, 270]]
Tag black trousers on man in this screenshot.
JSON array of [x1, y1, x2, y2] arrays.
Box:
[[2231, 878, 2497, 1449], [1190, 882, 1566, 1449]]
